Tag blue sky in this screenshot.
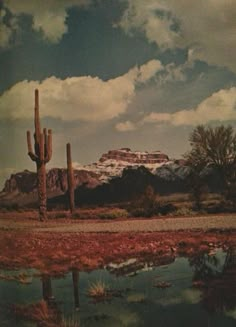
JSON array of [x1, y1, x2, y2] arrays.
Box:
[[0, 0, 236, 187]]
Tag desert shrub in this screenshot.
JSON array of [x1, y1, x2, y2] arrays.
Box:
[[171, 207, 198, 217], [127, 185, 177, 217], [207, 200, 236, 214], [158, 203, 177, 215], [225, 183, 236, 208], [2, 203, 20, 211], [127, 185, 161, 217], [128, 206, 158, 218], [72, 212, 81, 219], [97, 208, 129, 219], [50, 212, 67, 219]]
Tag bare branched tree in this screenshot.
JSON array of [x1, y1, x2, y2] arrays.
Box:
[[185, 125, 236, 203]]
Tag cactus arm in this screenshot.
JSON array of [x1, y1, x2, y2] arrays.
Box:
[[66, 143, 75, 213], [43, 128, 48, 158], [45, 129, 52, 163], [27, 130, 38, 161], [39, 133, 45, 162], [34, 89, 41, 143]]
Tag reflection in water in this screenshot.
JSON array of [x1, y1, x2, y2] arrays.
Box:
[[190, 247, 236, 314], [2, 248, 236, 327], [42, 275, 54, 302], [42, 270, 80, 310], [72, 269, 80, 310]]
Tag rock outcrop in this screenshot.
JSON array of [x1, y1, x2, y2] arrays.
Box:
[[2, 168, 100, 195], [99, 148, 169, 164], [0, 148, 190, 207], [0, 168, 101, 207]]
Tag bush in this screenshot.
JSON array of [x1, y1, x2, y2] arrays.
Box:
[[171, 207, 198, 217], [97, 208, 129, 219], [72, 212, 81, 219], [207, 200, 236, 214], [50, 211, 67, 219]]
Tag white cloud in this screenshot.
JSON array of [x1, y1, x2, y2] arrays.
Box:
[[119, 0, 178, 49], [136, 59, 163, 83], [118, 0, 236, 72], [3, 0, 91, 43], [115, 120, 137, 132], [0, 59, 162, 122], [142, 87, 236, 126]]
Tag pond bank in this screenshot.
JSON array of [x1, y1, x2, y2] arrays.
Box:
[[0, 228, 235, 274]]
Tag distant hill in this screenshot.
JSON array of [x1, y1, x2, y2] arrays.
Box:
[[0, 148, 223, 208]]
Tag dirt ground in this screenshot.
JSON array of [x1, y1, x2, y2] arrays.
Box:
[[0, 211, 235, 275], [0, 211, 236, 232]]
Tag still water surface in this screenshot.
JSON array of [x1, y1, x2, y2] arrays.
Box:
[[0, 248, 235, 326]]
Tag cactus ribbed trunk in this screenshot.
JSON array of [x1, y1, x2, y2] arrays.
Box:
[[27, 89, 52, 221], [66, 143, 75, 214], [37, 162, 47, 220]]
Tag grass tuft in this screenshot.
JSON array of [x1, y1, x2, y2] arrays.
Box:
[[87, 280, 108, 298]]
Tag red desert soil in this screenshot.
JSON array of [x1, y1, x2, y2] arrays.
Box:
[[0, 212, 235, 274], [1, 226, 235, 274]]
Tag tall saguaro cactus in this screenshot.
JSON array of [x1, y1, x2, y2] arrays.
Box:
[[27, 89, 52, 221], [66, 143, 75, 214]]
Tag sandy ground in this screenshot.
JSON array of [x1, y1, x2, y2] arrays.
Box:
[[0, 212, 235, 232]]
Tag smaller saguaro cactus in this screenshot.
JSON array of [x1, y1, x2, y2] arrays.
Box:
[[66, 143, 75, 214], [27, 89, 52, 221]]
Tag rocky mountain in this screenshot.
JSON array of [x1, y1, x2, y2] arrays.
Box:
[[0, 148, 193, 207], [0, 168, 100, 207], [73, 165, 191, 206], [74, 147, 176, 183]]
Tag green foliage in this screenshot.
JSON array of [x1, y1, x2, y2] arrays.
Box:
[[127, 185, 160, 217], [127, 185, 176, 217], [186, 125, 236, 169], [170, 207, 198, 217], [97, 208, 129, 219], [185, 124, 236, 204]]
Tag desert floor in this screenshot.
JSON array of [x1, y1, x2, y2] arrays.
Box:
[[0, 211, 235, 275]]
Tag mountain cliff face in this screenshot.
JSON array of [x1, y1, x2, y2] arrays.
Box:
[[75, 148, 175, 183], [0, 148, 190, 207], [2, 168, 100, 194], [0, 168, 100, 207], [99, 148, 169, 164]]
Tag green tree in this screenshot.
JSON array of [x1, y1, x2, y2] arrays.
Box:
[[185, 125, 236, 203]]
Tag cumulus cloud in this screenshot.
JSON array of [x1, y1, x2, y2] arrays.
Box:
[[2, 0, 91, 44], [118, 0, 236, 72], [0, 59, 162, 122], [142, 87, 236, 126], [136, 59, 163, 83], [115, 120, 137, 132]]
